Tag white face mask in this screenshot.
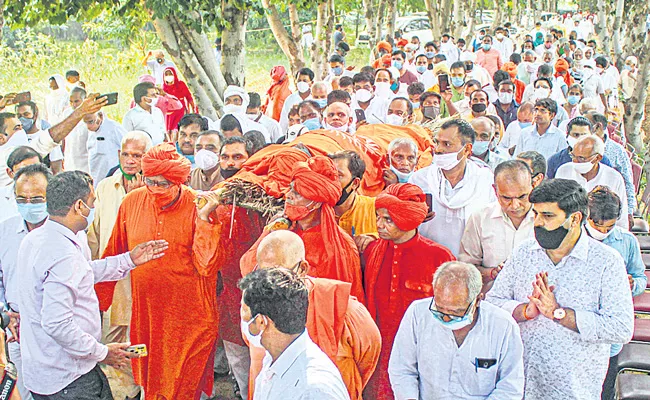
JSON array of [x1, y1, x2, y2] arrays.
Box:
[[433, 147, 464, 171], [164, 76, 174, 84], [534, 87, 550, 99], [194, 149, 220, 171], [585, 222, 613, 241], [572, 160, 595, 174], [241, 314, 265, 349], [223, 104, 245, 115], [498, 92, 514, 104], [246, 113, 260, 121], [355, 88, 373, 103], [386, 114, 404, 126], [374, 82, 392, 98], [566, 135, 579, 148], [296, 81, 310, 93], [323, 122, 349, 132]]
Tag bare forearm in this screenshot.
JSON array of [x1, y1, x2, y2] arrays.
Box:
[[446, 99, 459, 116], [512, 303, 529, 323], [49, 109, 84, 143]]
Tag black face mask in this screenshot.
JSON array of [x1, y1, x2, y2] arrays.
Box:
[[220, 167, 239, 179], [534, 217, 571, 250], [336, 179, 356, 206], [423, 106, 441, 120], [465, 62, 474, 72], [471, 103, 487, 113]]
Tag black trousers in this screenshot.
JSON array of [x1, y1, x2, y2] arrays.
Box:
[[601, 353, 619, 400], [31, 365, 112, 400]]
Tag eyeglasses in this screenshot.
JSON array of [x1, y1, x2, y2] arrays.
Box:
[[144, 177, 172, 189], [570, 153, 597, 163], [15, 196, 46, 204], [429, 297, 474, 322]]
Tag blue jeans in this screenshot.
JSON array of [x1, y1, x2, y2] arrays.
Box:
[[31, 365, 112, 400]]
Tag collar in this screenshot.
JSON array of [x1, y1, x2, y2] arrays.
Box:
[[134, 104, 152, 114], [46, 219, 81, 247], [388, 232, 421, 250], [491, 204, 534, 227], [14, 215, 29, 235], [268, 330, 309, 379], [603, 226, 623, 242]]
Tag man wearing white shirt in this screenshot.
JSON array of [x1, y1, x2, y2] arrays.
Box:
[[0, 147, 42, 223], [141, 50, 176, 85], [514, 98, 567, 159], [122, 82, 166, 145], [389, 261, 524, 400], [0, 95, 108, 186], [239, 268, 350, 400], [351, 72, 391, 125], [247, 92, 283, 143], [492, 27, 514, 62], [460, 160, 535, 287], [460, 53, 491, 87], [555, 135, 629, 229], [279, 68, 314, 133], [17, 171, 168, 399], [83, 111, 125, 185], [63, 87, 91, 173], [596, 57, 619, 109], [499, 102, 534, 155], [409, 119, 496, 256]]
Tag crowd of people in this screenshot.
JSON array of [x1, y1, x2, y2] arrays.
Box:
[[0, 9, 647, 400]]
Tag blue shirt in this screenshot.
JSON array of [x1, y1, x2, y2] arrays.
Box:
[[546, 148, 613, 179], [603, 134, 636, 213], [514, 124, 567, 160], [600, 226, 648, 356]]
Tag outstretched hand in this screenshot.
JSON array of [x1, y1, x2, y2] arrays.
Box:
[[130, 240, 169, 266]]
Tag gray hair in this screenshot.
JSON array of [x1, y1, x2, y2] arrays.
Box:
[[311, 81, 331, 93], [524, 50, 537, 59], [388, 137, 418, 157], [432, 261, 482, 303], [121, 130, 153, 152], [576, 134, 605, 156]]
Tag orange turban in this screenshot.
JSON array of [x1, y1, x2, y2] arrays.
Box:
[[291, 155, 342, 207], [555, 58, 574, 86], [377, 41, 392, 53], [142, 142, 191, 185], [501, 62, 518, 79], [375, 183, 428, 231]]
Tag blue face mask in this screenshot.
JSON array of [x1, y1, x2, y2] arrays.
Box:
[[392, 60, 403, 70], [567, 95, 581, 105], [303, 117, 321, 131], [431, 300, 476, 331], [472, 140, 490, 155], [389, 165, 414, 183], [519, 121, 533, 129], [314, 98, 328, 109], [416, 65, 427, 74], [412, 102, 420, 110], [332, 66, 343, 76], [426, 51, 436, 59], [482, 43, 491, 51], [17, 203, 48, 224], [390, 82, 399, 92], [19, 117, 34, 132], [451, 77, 465, 87], [623, 65, 632, 71]]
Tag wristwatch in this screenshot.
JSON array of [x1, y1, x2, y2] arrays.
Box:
[[553, 308, 567, 321]]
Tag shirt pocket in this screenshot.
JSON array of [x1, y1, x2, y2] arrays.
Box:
[[462, 358, 498, 396], [403, 280, 433, 308], [93, 137, 108, 155]]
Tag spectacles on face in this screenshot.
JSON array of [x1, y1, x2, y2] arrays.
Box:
[[15, 196, 46, 204], [570, 152, 597, 163], [144, 177, 172, 188], [429, 297, 474, 322]]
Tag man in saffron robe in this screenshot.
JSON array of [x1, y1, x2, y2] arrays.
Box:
[[247, 230, 380, 400], [363, 183, 455, 400], [241, 155, 364, 302], [99, 143, 224, 399]]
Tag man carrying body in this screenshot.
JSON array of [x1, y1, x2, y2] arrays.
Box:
[[190, 130, 225, 191]]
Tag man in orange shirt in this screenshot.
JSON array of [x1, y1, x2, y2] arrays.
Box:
[[246, 230, 380, 400], [363, 183, 455, 399], [241, 155, 364, 301], [98, 143, 224, 399]]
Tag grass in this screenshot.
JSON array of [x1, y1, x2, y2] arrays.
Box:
[[0, 31, 372, 123]]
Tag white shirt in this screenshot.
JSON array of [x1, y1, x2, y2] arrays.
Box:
[[63, 109, 90, 174], [492, 37, 514, 62], [409, 160, 496, 256], [459, 202, 535, 268], [17, 220, 135, 395], [514, 124, 568, 160], [279, 92, 310, 134], [499, 121, 529, 151], [0, 130, 59, 186], [254, 331, 350, 400], [0, 215, 28, 308], [556, 162, 629, 229], [0, 184, 18, 223], [252, 114, 283, 143], [419, 70, 437, 90], [389, 300, 525, 400], [351, 96, 391, 125], [486, 234, 634, 399], [146, 59, 177, 85], [122, 104, 166, 145], [87, 117, 125, 185]]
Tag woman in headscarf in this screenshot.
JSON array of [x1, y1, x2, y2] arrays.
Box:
[[533, 32, 545, 48], [44, 74, 69, 124], [162, 67, 196, 137], [263, 66, 292, 122], [130, 74, 184, 119]]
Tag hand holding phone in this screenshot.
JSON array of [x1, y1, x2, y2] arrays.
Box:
[[355, 109, 366, 122], [438, 74, 449, 93], [98, 92, 118, 106]]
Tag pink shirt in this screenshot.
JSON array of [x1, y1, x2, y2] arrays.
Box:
[[476, 48, 503, 79]]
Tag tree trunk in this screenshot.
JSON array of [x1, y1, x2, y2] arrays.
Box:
[[385, 0, 397, 43], [363, 0, 378, 61], [288, 4, 303, 55], [453, 0, 464, 39], [441, 0, 454, 35], [325, 0, 336, 58], [375, 0, 387, 43], [0, 0, 4, 45], [425, 0, 442, 41], [222, 0, 248, 87], [512, 0, 518, 26], [262, 0, 305, 76], [312, 1, 329, 80], [594, 0, 608, 53], [611, 0, 625, 68], [153, 17, 224, 120], [464, 0, 478, 43], [492, 0, 503, 29]]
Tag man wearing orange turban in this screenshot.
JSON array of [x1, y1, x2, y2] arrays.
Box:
[[241, 155, 364, 302], [373, 41, 393, 69], [501, 61, 526, 104], [96, 143, 225, 399], [554, 58, 574, 88], [362, 183, 455, 400]]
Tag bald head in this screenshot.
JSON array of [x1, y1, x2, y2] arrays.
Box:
[[324, 102, 352, 129], [257, 230, 306, 269], [470, 117, 495, 142], [573, 134, 605, 157]]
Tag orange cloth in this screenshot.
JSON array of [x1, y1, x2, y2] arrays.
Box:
[[372, 54, 392, 69], [263, 66, 292, 122], [555, 58, 575, 87], [396, 38, 408, 48], [141, 142, 191, 185], [375, 183, 428, 231], [377, 41, 392, 54], [96, 186, 224, 399], [247, 277, 381, 400], [499, 63, 526, 104], [501, 61, 518, 79]]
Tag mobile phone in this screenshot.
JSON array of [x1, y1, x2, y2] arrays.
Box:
[[99, 92, 118, 106], [355, 108, 366, 122], [425, 193, 433, 214], [438, 74, 449, 92], [126, 344, 148, 357], [13, 91, 31, 104]]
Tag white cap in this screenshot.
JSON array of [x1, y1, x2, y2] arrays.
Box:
[[626, 56, 638, 65]]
